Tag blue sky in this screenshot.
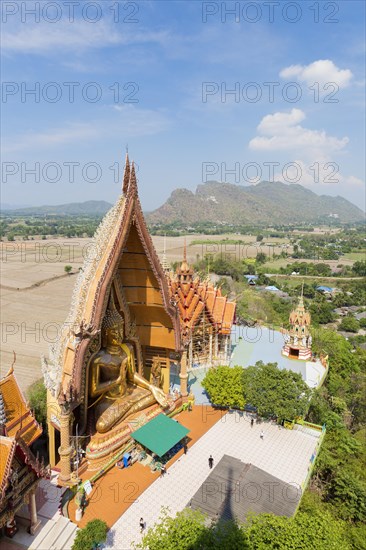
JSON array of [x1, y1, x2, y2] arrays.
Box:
[[1, 0, 365, 211]]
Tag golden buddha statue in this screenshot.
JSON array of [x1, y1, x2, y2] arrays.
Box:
[[89, 297, 169, 433]]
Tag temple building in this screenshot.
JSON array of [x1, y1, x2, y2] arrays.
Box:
[[282, 292, 312, 361], [168, 248, 236, 370], [42, 155, 182, 482], [0, 365, 46, 536]]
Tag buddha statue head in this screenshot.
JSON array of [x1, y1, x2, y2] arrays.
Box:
[[101, 293, 125, 349]]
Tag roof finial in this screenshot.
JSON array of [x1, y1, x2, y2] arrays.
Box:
[[122, 151, 130, 195], [5, 352, 16, 378]]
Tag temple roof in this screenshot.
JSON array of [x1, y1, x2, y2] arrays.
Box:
[[0, 436, 15, 496], [43, 154, 181, 402], [0, 368, 42, 446], [168, 256, 236, 342], [289, 295, 311, 326]]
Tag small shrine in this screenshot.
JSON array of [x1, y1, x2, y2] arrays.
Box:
[[282, 291, 312, 361], [0, 365, 47, 537], [168, 246, 236, 372], [42, 155, 182, 483]]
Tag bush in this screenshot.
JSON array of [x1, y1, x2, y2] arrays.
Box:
[[72, 519, 108, 550], [27, 379, 47, 427]]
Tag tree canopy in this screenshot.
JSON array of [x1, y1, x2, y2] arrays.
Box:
[[202, 365, 245, 409], [243, 361, 311, 420], [136, 506, 352, 550]]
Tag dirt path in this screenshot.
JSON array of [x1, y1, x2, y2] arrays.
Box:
[[265, 274, 364, 281], [0, 271, 77, 291]]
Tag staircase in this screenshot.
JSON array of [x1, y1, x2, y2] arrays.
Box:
[[29, 515, 78, 550], [293, 424, 321, 438]]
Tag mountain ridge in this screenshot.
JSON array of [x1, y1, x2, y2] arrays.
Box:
[[147, 181, 364, 225]]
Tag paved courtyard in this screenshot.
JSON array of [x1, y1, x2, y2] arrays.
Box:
[[106, 411, 320, 549]]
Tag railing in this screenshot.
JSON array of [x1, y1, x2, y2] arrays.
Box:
[[294, 423, 326, 515]]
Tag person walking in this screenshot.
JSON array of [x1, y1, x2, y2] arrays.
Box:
[[260, 430, 264, 440], [208, 455, 214, 469], [160, 465, 166, 476], [184, 443, 188, 454], [251, 417, 254, 428], [139, 517, 145, 533]]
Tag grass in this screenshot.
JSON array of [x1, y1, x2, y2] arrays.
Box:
[[342, 251, 366, 261]]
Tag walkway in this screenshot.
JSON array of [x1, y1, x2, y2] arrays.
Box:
[[106, 411, 320, 549]]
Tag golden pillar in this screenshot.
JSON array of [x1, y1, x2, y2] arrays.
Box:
[[48, 422, 56, 468], [58, 405, 72, 486], [28, 488, 41, 535], [179, 350, 188, 397]]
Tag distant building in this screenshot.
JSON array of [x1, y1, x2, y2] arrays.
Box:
[[245, 275, 258, 285], [316, 285, 333, 294]]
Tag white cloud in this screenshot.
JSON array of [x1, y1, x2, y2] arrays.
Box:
[[280, 59, 353, 90], [2, 106, 170, 154], [2, 123, 97, 153], [249, 108, 349, 156], [249, 109, 362, 189], [1, 19, 169, 54]]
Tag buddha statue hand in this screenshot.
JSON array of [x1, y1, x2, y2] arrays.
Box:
[[150, 385, 168, 408]]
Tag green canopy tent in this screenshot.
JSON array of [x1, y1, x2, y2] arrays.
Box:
[[131, 414, 190, 457]]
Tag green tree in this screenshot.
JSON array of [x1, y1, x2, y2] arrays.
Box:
[[359, 317, 366, 328], [246, 509, 350, 549], [339, 315, 360, 333], [26, 379, 47, 427], [255, 252, 267, 264], [353, 260, 366, 276], [72, 519, 108, 550], [64, 265, 73, 275], [136, 508, 212, 550], [202, 365, 245, 409], [243, 361, 311, 420]]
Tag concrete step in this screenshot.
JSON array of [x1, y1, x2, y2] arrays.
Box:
[[29, 518, 55, 549], [294, 425, 320, 438], [60, 525, 79, 550], [32, 516, 70, 550], [50, 519, 77, 550]]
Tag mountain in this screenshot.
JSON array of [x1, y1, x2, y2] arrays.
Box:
[[147, 181, 364, 225], [3, 200, 113, 216], [1, 203, 31, 210]]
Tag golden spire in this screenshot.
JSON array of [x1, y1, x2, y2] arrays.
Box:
[[298, 281, 305, 309], [122, 151, 130, 195]]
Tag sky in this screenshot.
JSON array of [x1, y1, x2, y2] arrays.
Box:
[[1, 0, 365, 211]]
